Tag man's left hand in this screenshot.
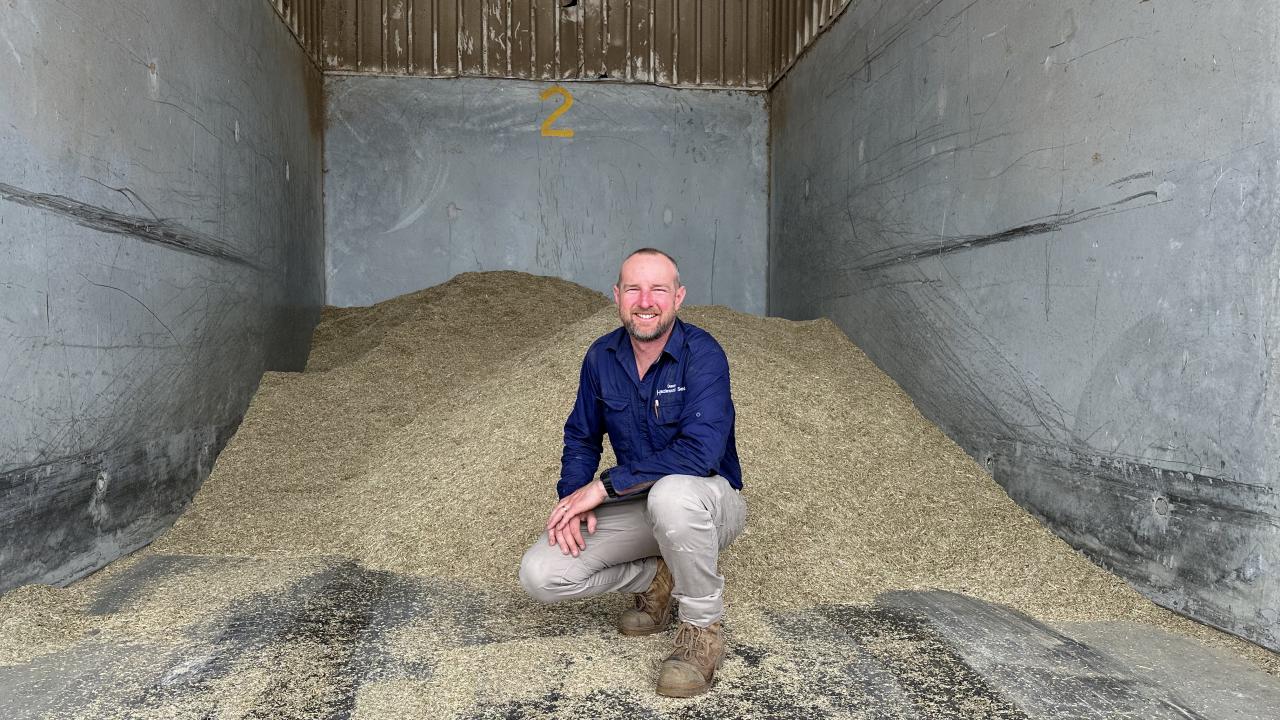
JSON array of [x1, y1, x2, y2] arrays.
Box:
[[547, 479, 607, 533]]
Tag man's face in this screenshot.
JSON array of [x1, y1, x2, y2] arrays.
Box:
[[613, 254, 686, 343]]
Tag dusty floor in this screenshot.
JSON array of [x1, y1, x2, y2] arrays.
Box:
[[1, 271, 1277, 718]]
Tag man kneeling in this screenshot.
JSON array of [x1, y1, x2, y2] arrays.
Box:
[[519, 248, 747, 698]]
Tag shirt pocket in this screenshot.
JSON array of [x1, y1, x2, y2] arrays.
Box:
[[601, 395, 634, 454], [655, 397, 685, 425], [654, 397, 686, 446]]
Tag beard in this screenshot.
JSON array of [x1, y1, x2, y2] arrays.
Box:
[[622, 310, 676, 342]]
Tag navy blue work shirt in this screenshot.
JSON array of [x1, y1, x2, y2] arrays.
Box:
[[558, 317, 743, 499]]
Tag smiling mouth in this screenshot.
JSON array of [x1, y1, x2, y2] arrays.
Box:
[[635, 313, 657, 320]]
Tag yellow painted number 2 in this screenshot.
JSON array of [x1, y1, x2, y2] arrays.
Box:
[[540, 86, 575, 138]]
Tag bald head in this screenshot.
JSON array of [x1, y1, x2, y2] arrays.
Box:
[[617, 248, 681, 289]]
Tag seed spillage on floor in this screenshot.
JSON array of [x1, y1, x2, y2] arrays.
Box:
[[1, 271, 1275, 719]]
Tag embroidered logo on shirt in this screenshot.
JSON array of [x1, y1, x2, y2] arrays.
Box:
[[656, 384, 686, 396]]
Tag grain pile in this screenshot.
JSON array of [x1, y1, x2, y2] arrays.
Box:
[[158, 272, 1127, 616], [145, 271, 1207, 623], [2, 270, 1275, 718]]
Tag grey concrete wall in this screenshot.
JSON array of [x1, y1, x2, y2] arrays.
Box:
[[0, 1, 325, 590], [770, 0, 1280, 650], [325, 76, 768, 314]]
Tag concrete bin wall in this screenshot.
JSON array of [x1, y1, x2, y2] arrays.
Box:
[[0, 0, 325, 590], [323, 76, 768, 315], [768, 0, 1280, 651]]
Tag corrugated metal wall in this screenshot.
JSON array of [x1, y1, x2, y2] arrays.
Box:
[[317, 0, 849, 88], [271, 0, 325, 64], [770, 0, 847, 87]]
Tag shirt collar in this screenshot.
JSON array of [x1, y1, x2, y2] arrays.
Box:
[[663, 318, 687, 363]]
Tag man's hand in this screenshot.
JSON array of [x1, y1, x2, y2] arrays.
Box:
[[546, 480, 607, 556], [548, 479, 607, 531], [548, 510, 597, 556]]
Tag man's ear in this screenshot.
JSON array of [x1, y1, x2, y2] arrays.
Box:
[[674, 285, 687, 311], [612, 285, 621, 306]]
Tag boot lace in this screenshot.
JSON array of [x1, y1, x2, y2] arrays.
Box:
[[671, 623, 716, 663]]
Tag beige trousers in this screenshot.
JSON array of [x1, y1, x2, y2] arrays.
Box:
[[519, 474, 747, 627]]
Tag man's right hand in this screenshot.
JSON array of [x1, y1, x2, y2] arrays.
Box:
[[548, 510, 597, 557]]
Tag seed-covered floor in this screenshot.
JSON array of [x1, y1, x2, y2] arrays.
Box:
[[1, 272, 1276, 718]]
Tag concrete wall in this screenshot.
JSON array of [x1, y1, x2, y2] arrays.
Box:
[[325, 76, 768, 314], [0, 1, 325, 590], [770, 0, 1280, 650]]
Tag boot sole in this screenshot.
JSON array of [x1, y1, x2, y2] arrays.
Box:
[[655, 683, 712, 698], [618, 624, 674, 637]]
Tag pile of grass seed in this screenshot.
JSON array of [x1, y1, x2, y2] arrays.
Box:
[[3, 270, 1276, 686], [161, 272, 1269, 652]]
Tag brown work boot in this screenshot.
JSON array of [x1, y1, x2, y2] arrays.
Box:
[[618, 557, 674, 636], [656, 621, 724, 697]]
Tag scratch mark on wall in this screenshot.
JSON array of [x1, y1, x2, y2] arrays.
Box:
[[858, 191, 1162, 272], [79, 275, 178, 342], [384, 162, 449, 234], [0, 26, 22, 67], [0, 182, 260, 270], [827, 0, 969, 95], [710, 219, 718, 304], [1058, 35, 1147, 67], [1205, 168, 1243, 219], [147, 99, 218, 140], [81, 177, 162, 220], [1107, 171, 1154, 187], [1047, 142, 1068, 321], [333, 106, 368, 145]]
